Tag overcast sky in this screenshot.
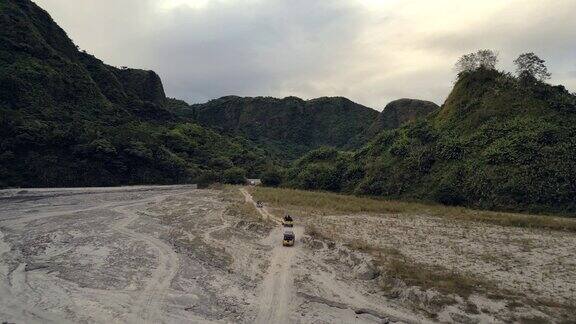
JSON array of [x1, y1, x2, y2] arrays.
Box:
[[35, 0, 576, 110]]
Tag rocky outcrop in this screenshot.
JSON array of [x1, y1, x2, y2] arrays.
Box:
[[370, 98, 439, 133], [192, 96, 379, 159]]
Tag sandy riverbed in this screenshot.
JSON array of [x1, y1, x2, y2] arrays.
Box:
[[0, 186, 423, 323]]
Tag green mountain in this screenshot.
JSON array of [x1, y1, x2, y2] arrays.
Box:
[[0, 0, 473, 192], [369, 98, 438, 133], [190, 96, 379, 160], [0, 0, 270, 188], [350, 98, 438, 146], [285, 69, 576, 214]]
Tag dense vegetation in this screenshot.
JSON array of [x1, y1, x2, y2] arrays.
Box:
[[0, 0, 270, 187], [350, 98, 438, 146], [284, 69, 576, 214], [6, 0, 572, 216], [190, 95, 379, 160]]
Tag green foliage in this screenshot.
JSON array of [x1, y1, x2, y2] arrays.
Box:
[[194, 170, 220, 188], [261, 168, 283, 187], [298, 164, 341, 191], [0, 0, 272, 188], [434, 176, 465, 206], [283, 147, 353, 192], [192, 96, 378, 160], [285, 69, 576, 215], [222, 167, 247, 185]]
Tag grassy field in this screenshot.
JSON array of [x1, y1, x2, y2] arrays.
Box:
[[305, 221, 500, 303], [250, 187, 576, 232], [250, 186, 576, 320], [221, 186, 265, 220]]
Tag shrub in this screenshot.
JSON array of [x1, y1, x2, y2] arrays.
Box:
[[435, 182, 465, 206], [223, 167, 247, 185], [407, 120, 436, 143], [297, 164, 341, 191], [261, 168, 283, 187], [389, 137, 410, 157], [195, 170, 220, 188]]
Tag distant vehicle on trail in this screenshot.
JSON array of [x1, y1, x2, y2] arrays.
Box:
[[256, 201, 263, 208], [246, 179, 262, 186], [283, 229, 295, 246]]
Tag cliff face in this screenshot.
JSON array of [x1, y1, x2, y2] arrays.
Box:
[[0, 0, 171, 121], [192, 96, 379, 159], [112, 68, 167, 105], [371, 99, 438, 131], [0, 0, 270, 188]]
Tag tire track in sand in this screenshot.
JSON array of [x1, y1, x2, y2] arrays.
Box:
[[240, 188, 427, 324], [112, 200, 180, 323], [241, 188, 303, 324]]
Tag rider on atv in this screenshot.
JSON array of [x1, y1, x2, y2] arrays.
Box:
[[282, 214, 294, 227]]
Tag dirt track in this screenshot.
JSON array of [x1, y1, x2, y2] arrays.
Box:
[[254, 225, 303, 324], [0, 186, 427, 323], [242, 189, 428, 324]]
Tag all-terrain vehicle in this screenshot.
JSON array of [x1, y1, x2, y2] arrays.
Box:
[[282, 214, 294, 227], [256, 201, 263, 208], [283, 230, 295, 246]]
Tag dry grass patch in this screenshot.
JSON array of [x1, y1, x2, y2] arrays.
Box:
[[226, 201, 262, 221], [250, 187, 576, 232], [235, 202, 265, 221], [375, 249, 488, 298], [252, 186, 576, 320], [223, 186, 275, 225], [303, 221, 491, 299], [221, 185, 244, 202], [305, 223, 322, 238]]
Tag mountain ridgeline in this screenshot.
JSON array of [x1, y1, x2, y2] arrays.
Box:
[[350, 98, 439, 146], [4, 0, 573, 216], [0, 0, 273, 187], [285, 69, 576, 214], [0, 0, 396, 188], [189, 96, 379, 159]]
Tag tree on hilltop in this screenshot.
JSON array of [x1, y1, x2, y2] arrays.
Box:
[[455, 53, 478, 74], [476, 49, 499, 69], [514, 52, 551, 81], [455, 49, 499, 75]]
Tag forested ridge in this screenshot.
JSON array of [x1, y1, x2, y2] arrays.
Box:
[[0, 0, 272, 187], [189, 95, 379, 160], [4, 0, 573, 216], [0, 0, 391, 188], [283, 65, 576, 214]]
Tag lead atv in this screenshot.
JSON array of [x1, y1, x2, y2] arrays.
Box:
[[283, 230, 295, 246]]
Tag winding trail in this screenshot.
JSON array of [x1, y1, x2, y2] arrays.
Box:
[[112, 201, 180, 323], [254, 226, 304, 324], [241, 188, 428, 324], [0, 186, 197, 323], [241, 188, 304, 324], [240, 188, 280, 224]]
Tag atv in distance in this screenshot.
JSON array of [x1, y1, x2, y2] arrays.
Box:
[[256, 201, 263, 208], [283, 230, 295, 246], [282, 214, 294, 227]]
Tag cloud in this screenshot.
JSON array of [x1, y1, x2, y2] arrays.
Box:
[[147, 0, 368, 103], [34, 0, 576, 109]]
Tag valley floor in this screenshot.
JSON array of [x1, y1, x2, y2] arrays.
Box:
[[251, 187, 576, 323], [0, 185, 574, 323], [0, 185, 424, 323]]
